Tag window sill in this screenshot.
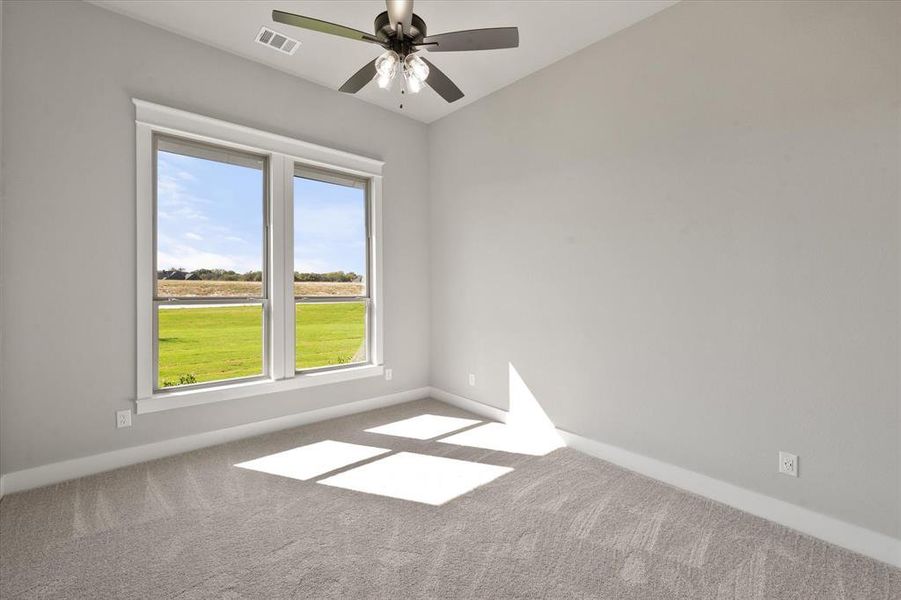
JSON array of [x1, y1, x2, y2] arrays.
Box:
[[135, 364, 384, 415]]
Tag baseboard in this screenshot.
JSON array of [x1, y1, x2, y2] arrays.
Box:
[[430, 387, 901, 569], [0, 386, 430, 497], [428, 387, 508, 423], [560, 429, 901, 568], [4, 386, 898, 568]]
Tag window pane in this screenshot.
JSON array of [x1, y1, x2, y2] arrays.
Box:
[[158, 304, 263, 388], [294, 174, 366, 297], [156, 142, 265, 298], [296, 301, 366, 370]]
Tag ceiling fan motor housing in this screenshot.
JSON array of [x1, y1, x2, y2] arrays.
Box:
[[374, 11, 426, 56]]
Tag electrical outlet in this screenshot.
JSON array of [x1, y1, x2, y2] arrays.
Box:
[[779, 451, 798, 477], [468, 373, 476, 387], [384, 368, 393, 381], [116, 409, 132, 429]]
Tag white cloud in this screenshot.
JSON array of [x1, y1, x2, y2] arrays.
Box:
[[158, 246, 259, 272], [184, 232, 203, 241], [158, 234, 260, 272], [156, 160, 211, 223], [293, 256, 333, 273]]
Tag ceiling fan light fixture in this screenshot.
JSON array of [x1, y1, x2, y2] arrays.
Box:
[[404, 53, 429, 81], [376, 71, 394, 89], [375, 50, 400, 78], [403, 69, 424, 93]]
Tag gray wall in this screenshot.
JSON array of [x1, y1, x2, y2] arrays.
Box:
[[2, 0, 899, 541], [429, 1, 900, 538], [0, 0, 5, 460], [0, 0, 430, 474]]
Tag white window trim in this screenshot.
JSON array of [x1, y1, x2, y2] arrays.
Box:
[[134, 99, 384, 415]]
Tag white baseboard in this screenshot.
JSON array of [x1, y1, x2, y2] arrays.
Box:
[[0, 387, 430, 497], [3, 385, 898, 568], [430, 387, 901, 569], [559, 429, 901, 569], [428, 387, 509, 423]]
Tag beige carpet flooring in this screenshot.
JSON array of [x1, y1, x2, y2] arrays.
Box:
[[1, 398, 898, 599]]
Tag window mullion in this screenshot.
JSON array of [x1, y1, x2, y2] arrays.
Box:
[[280, 156, 297, 377], [269, 154, 294, 379], [283, 157, 296, 378]]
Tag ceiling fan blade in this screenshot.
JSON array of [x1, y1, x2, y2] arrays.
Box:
[[338, 59, 378, 94], [386, 0, 413, 33], [421, 58, 464, 103], [419, 27, 519, 52], [272, 10, 382, 45]]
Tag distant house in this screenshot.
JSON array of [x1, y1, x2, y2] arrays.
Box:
[[159, 270, 192, 281]]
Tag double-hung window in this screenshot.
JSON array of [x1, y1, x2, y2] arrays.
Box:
[[135, 100, 383, 413], [294, 168, 370, 372], [154, 137, 269, 389]]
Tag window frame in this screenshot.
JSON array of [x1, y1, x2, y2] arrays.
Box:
[[153, 134, 271, 393], [293, 165, 372, 374], [135, 99, 384, 414]]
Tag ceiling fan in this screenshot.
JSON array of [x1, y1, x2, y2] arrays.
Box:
[[272, 0, 519, 103]]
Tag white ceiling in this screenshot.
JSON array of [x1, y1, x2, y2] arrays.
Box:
[[89, 1, 677, 123]]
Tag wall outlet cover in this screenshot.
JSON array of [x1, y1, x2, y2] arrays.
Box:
[[468, 373, 476, 386], [116, 409, 132, 429], [385, 368, 393, 381], [779, 451, 798, 477]]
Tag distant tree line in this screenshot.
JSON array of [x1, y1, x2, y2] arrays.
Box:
[[294, 271, 361, 282], [195, 269, 262, 281], [158, 269, 361, 283]]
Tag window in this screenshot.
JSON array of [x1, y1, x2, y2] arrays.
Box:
[[135, 100, 383, 413], [154, 137, 268, 390], [294, 169, 369, 371]]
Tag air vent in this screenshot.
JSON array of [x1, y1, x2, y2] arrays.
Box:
[[255, 26, 300, 55]]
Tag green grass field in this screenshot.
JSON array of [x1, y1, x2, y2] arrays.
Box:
[[158, 302, 365, 388]]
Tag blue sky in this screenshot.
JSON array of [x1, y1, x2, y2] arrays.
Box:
[[294, 177, 366, 275], [157, 151, 365, 274]]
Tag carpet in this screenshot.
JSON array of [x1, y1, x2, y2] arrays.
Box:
[[1, 398, 898, 599]]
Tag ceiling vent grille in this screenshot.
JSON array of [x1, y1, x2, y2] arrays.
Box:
[[255, 27, 300, 55]]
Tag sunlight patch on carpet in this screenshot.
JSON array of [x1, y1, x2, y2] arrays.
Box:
[[234, 440, 389, 481], [438, 422, 563, 456], [318, 451, 512, 505], [365, 414, 480, 440]]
